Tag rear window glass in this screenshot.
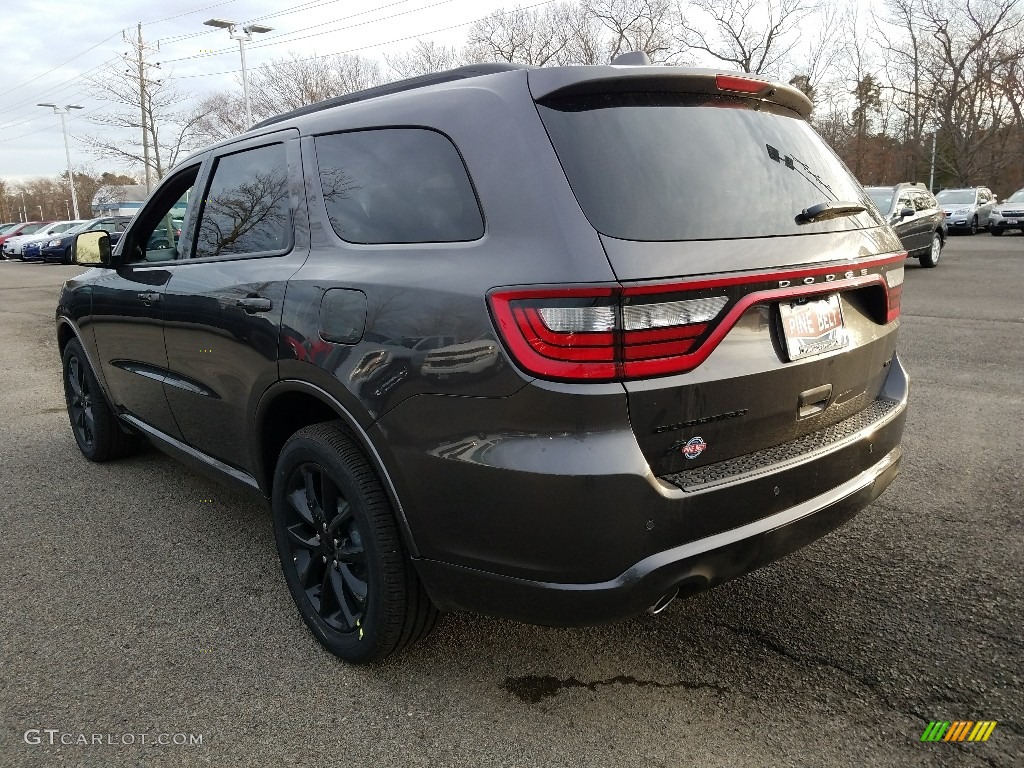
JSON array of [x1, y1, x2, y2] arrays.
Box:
[[537, 92, 882, 241], [314, 129, 483, 244], [866, 189, 893, 214], [936, 190, 977, 205]]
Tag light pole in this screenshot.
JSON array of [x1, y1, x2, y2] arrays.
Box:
[[203, 18, 273, 129], [928, 131, 937, 193], [38, 103, 84, 219]]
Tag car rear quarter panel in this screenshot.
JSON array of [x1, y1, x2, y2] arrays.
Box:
[[279, 71, 617, 426]]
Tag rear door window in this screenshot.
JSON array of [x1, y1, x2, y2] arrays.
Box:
[[536, 92, 882, 241], [193, 142, 290, 259], [314, 128, 483, 244]]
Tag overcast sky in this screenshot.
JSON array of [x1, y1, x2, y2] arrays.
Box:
[[0, 0, 515, 181]]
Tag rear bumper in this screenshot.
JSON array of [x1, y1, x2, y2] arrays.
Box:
[[404, 353, 908, 626], [416, 445, 900, 625]]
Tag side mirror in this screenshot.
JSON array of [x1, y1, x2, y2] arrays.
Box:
[[74, 231, 112, 267], [899, 207, 914, 219]]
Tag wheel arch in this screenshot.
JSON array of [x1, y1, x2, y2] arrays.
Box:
[[254, 380, 420, 557]]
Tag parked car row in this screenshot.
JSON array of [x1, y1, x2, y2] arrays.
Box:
[[864, 182, 1024, 268], [3, 220, 85, 259], [0, 217, 131, 263]]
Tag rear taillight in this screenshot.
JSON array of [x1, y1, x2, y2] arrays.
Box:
[[489, 254, 906, 382], [885, 265, 904, 323], [715, 73, 771, 95]]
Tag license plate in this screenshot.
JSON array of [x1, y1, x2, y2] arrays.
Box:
[[779, 294, 848, 361], [1006, 219, 1018, 224]]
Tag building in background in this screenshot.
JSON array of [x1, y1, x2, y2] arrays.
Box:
[[91, 184, 177, 218]]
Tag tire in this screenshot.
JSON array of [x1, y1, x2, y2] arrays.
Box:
[[991, 227, 1003, 236], [969, 216, 978, 235], [271, 421, 438, 663], [920, 231, 942, 268], [62, 338, 140, 461]]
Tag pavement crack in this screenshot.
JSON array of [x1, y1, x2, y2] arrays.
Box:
[[503, 674, 729, 704], [713, 622, 883, 695]]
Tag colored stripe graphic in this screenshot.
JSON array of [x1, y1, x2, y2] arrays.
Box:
[[921, 722, 950, 742], [945, 721, 972, 741], [921, 720, 997, 742]]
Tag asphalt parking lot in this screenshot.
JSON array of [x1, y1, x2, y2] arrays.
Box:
[[1, 234, 1021, 767]]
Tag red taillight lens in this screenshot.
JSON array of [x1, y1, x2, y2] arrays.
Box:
[[716, 73, 770, 95], [489, 287, 619, 380], [489, 254, 905, 382], [489, 289, 726, 381]]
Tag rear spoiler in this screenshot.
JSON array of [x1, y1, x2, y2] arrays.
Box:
[[527, 66, 813, 119]]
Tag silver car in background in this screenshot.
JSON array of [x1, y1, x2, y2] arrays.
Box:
[[935, 187, 996, 234], [988, 188, 1024, 236]]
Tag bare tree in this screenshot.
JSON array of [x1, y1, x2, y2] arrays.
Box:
[[681, 0, 820, 76], [193, 53, 384, 143], [81, 31, 203, 183], [385, 40, 463, 78], [586, 0, 679, 62], [464, 4, 575, 65]]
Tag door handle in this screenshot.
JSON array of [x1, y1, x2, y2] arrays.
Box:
[[236, 296, 273, 313], [137, 292, 161, 303]]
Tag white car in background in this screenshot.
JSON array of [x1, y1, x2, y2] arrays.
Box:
[[935, 187, 996, 234], [2, 220, 85, 258]]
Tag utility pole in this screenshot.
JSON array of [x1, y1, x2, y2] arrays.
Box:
[[20, 191, 26, 222], [123, 24, 160, 193], [135, 23, 152, 193]]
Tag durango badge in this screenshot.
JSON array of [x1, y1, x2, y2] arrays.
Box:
[[682, 436, 707, 460]]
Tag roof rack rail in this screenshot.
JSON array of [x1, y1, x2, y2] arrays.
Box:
[[251, 63, 531, 130]]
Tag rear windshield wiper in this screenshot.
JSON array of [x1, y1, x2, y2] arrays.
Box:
[[795, 201, 867, 225]]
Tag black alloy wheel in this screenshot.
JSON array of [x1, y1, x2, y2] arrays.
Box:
[[282, 461, 370, 634], [62, 338, 139, 461], [272, 422, 438, 663], [65, 352, 96, 451], [969, 216, 978, 235]]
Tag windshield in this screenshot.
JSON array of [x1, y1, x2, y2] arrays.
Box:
[[1003, 188, 1024, 204], [936, 190, 976, 205], [537, 92, 881, 241], [62, 220, 102, 236], [866, 189, 894, 214]]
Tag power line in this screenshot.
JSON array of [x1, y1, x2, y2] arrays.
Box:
[[144, 0, 240, 26], [0, 57, 119, 128], [160, 0, 444, 64], [174, 0, 557, 81], [0, 103, 107, 144], [0, 30, 125, 99], [0, 0, 243, 109]]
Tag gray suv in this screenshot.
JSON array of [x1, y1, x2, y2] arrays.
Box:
[[935, 186, 996, 233], [57, 62, 908, 663]]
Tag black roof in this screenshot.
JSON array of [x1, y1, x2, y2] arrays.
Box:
[[251, 63, 530, 130]]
